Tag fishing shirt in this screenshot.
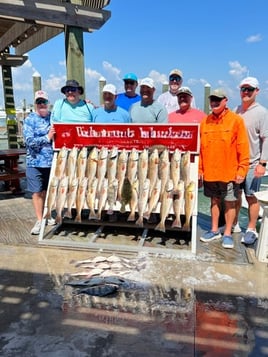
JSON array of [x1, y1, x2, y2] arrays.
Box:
[[234, 102, 268, 167], [51, 99, 94, 123], [199, 109, 249, 182], [23, 111, 53, 168], [92, 106, 131, 123], [168, 108, 206, 123], [115, 93, 141, 111], [130, 100, 168, 123]]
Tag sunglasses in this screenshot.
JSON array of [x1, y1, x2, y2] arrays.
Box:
[[240, 87, 255, 93], [35, 98, 48, 105], [63, 86, 78, 93], [124, 80, 135, 85], [209, 96, 224, 102], [169, 76, 182, 82]]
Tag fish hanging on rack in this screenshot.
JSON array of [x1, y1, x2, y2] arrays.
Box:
[[86, 146, 98, 186], [180, 151, 191, 186], [86, 177, 98, 220], [159, 148, 170, 202], [76, 146, 88, 179], [170, 148, 181, 189], [155, 179, 174, 232], [54, 146, 68, 179], [107, 146, 118, 184], [120, 177, 132, 213], [127, 148, 139, 184], [127, 179, 139, 222], [183, 181, 196, 231], [96, 178, 108, 220], [74, 177, 88, 223], [148, 148, 159, 197], [143, 178, 161, 221], [107, 178, 118, 215], [116, 148, 128, 201], [43, 176, 59, 220], [136, 178, 150, 227], [64, 177, 79, 219], [55, 176, 69, 224], [96, 147, 108, 196], [171, 180, 185, 228], [66, 146, 78, 187]]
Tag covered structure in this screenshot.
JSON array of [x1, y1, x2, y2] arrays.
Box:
[[0, 0, 111, 146]]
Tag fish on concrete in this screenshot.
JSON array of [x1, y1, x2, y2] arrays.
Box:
[[76, 284, 118, 297]]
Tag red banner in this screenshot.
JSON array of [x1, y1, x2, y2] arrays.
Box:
[[53, 123, 200, 153]]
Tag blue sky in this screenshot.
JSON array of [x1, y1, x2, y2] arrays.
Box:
[[1, 0, 268, 111]]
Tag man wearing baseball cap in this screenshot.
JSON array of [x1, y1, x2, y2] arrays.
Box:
[[233, 77, 268, 245], [168, 86, 206, 123], [92, 84, 131, 123], [23, 90, 56, 234], [199, 88, 249, 249], [116, 72, 141, 111], [157, 69, 183, 113], [130, 77, 168, 123]]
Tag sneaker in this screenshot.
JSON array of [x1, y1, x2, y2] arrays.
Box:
[[232, 223, 242, 233], [241, 229, 258, 245], [31, 221, 41, 235], [47, 218, 56, 226], [222, 235, 234, 249], [200, 231, 222, 242]]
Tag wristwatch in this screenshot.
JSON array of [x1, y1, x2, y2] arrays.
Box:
[[259, 162, 267, 167]]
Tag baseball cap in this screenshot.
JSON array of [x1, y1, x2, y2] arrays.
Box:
[[239, 76, 259, 88], [209, 89, 227, 99], [177, 86, 193, 97], [102, 84, 117, 95], [123, 72, 138, 82], [169, 69, 183, 78], [140, 77, 155, 88], [34, 90, 48, 101]]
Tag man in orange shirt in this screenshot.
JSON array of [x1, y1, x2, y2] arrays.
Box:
[[199, 89, 249, 249]]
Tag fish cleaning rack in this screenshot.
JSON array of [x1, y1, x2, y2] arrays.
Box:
[[38, 123, 200, 257]]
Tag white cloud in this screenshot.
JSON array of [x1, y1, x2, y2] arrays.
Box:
[[246, 34, 262, 43], [228, 61, 248, 79]]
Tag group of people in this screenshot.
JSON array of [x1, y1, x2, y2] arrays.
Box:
[[23, 72, 268, 252]]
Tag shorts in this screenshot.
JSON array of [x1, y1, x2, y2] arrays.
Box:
[[240, 166, 262, 197], [26, 167, 51, 193], [203, 181, 239, 202]]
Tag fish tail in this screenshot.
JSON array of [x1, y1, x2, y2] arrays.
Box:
[[55, 215, 62, 224], [135, 216, 144, 227], [107, 208, 114, 215], [127, 212, 136, 221], [155, 221, 166, 232], [171, 218, 182, 228], [119, 203, 126, 213], [88, 210, 98, 220], [143, 211, 150, 220], [64, 210, 72, 218], [74, 214, 82, 223]]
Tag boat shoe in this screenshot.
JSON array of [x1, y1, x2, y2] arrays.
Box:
[[222, 235, 234, 249], [241, 229, 258, 245], [200, 230, 221, 242]]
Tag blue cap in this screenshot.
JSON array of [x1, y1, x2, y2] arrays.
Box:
[[123, 72, 138, 82]]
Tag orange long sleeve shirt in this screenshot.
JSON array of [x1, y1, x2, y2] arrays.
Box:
[[199, 108, 249, 182]]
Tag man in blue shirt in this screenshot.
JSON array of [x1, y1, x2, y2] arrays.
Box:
[[93, 84, 131, 123], [51, 79, 94, 123], [115, 73, 141, 111]]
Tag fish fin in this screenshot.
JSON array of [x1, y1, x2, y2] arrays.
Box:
[[155, 221, 166, 232], [127, 212, 136, 221], [171, 218, 182, 228]]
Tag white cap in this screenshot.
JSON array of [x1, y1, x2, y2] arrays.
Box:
[[34, 90, 48, 100], [239, 76, 259, 88], [140, 77, 155, 88], [102, 84, 117, 95]]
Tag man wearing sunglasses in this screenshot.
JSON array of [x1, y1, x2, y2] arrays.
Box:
[[23, 90, 56, 235], [51, 79, 94, 123], [157, 69, 183, 113], [115, 73, 141, 111], [199, 89, 249, 249], [233, 77, 268, 245]]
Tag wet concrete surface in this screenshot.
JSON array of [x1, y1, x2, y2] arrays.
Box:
[[1, 243, 268, 356]]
